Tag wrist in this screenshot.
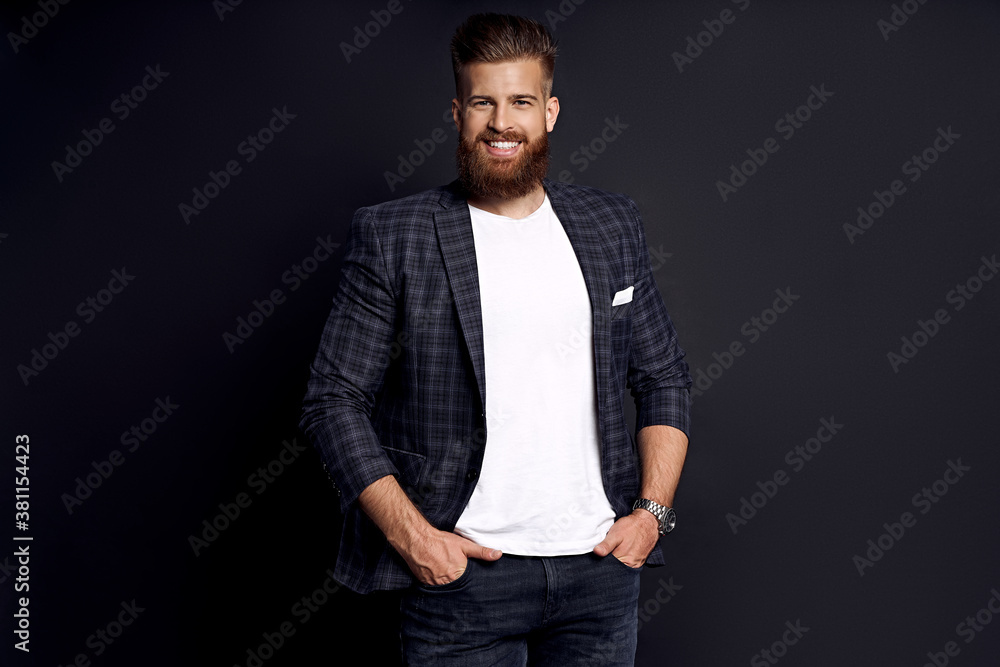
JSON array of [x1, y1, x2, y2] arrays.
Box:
[[633, 508, 661, 532], [359, 477, 435, 553], [387, 514, 435, 554], [632, 497, 676, 535]]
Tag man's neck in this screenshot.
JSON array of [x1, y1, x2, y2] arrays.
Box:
[[466, 183, 546, 219]]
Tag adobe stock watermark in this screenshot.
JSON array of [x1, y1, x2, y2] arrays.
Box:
[[401, 404, 511, 517], [0, 552, 20, 585], [555, 321, 589, 360], [340, 0, 412, 63], [11, 544, 30, 651], [636, 577, 683, 633], [51, 65, 170, 183], [56, 599, 145, 667], [886, 253, 997, 373], [402, 405, 507, 512], [555, 116, 628, 183], [178, 106, 297, 225], [213, 0, 243, 22], [725, 416, 843, 534], [750, 620, 811, 666], [61, 396, 180, 515], [188, 438, 308, 556], [690, 288, 800, 399], [588, 622, 640, 665], [16, 267, 136, 386], [384, 109, 453, 193], [221, 234, 340, 353], [851, 458, 970, 577], [370, 292, 460, 368], [538, 483, 603, 542], [231, 568, 342, 667], [544, 0, 586, 31], [648, 245, 673, 271], [716, 84, 834, 202], [671, 0, 752, 74], [7, 0, 72, 54], [844, 126, 960, 243], [921, 587, 1000, 667], [877, 0, 931, 42]]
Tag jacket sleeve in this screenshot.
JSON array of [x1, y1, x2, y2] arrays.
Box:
[[625, 198, 692, 439], [299, 206, 400, 513]]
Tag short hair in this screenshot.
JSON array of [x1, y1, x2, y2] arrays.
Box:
[[450, 13, 558, 99]]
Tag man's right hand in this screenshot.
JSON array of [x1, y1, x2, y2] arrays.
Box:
[[398, 527, 502, 586], [357, 475, 502, 586]]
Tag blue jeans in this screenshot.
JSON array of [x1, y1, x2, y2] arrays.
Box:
[[399, 552, 642, 666]]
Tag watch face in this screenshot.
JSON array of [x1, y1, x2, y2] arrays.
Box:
[[663, 508, 677, 533]]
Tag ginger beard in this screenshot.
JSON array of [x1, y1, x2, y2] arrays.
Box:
[[456, 128, 550, 200]]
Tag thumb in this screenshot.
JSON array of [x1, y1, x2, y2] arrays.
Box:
[[593, 531, 620, 557], [468, 543, 503, 561]]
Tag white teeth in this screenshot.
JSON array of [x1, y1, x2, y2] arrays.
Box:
[[488, 141, 519, 149]]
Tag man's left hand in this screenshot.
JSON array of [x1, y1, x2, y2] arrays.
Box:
[[592, 509, 660, 568]]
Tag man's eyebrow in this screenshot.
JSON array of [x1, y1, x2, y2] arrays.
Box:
[[465, 93, 540, 103]]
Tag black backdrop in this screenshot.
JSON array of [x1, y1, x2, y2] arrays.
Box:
[[2, 1, 999, 665]]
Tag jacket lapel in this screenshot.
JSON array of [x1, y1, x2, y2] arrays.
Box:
[[434, 182, 487, 410], [545, 180, 614, 418]]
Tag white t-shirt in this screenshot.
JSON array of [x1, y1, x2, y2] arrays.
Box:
[[453, 194, 616, 555]]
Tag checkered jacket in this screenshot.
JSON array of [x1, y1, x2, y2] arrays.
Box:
[[300, 178, 691, 594]]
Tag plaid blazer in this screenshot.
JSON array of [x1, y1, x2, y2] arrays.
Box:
[[300, 178, 691, 594]]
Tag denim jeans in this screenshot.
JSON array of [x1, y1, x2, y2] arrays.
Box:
[[399, 552, 642, 666]]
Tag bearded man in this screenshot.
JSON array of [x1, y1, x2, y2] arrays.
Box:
[[300, 12, 691, 666]]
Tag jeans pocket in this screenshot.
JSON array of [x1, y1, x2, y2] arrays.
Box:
[[418, 560, 474, 592], [607, 555, 643, 573]]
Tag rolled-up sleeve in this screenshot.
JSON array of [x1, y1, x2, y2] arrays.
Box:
[[625, 199, 692, 439]]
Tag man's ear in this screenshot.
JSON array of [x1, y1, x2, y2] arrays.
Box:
[[451, 97, 462, 132], [545, 96, 560, 132]]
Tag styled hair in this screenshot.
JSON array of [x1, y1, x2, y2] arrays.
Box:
[[450, 13, 558, 98]]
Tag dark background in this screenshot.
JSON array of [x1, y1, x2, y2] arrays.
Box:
[[2, 1, 999, 665]]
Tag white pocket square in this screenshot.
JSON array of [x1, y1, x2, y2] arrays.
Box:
[[612, 286, 634, 306]]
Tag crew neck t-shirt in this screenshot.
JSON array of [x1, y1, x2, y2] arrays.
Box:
[[452, 194, 616, 555]]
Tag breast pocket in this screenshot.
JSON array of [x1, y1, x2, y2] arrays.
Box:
[[611, 300, 633, 321]]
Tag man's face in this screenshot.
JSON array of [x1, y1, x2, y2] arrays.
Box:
[[452, 59, 559, 200]]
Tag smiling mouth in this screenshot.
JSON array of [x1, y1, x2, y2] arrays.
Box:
[[486, 140, 521, 149], [483, 139, 522, 156]]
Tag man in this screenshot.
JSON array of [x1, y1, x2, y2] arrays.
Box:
[[300, 12, 691, 666]]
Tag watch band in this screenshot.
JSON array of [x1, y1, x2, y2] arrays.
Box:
[[633, 498, 676, 535]]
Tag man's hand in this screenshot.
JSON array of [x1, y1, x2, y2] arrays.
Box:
[[398, 527, 502, 586], [592, 509, 660, 568], [357, 475, 501, 586], [594, 423, 687, 567]]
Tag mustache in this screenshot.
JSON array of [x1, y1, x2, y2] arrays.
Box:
[[476, 129, 529, 143]]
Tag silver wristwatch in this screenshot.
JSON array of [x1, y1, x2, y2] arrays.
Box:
[[633, 498, 676, 535]]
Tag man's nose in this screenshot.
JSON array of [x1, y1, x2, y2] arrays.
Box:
[[489, 106, 512, 134]]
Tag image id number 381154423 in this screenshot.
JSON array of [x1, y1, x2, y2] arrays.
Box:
[[14, 433, 32, 653]]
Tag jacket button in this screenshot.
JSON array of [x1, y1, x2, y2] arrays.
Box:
[[466, 470, 479, 481]]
